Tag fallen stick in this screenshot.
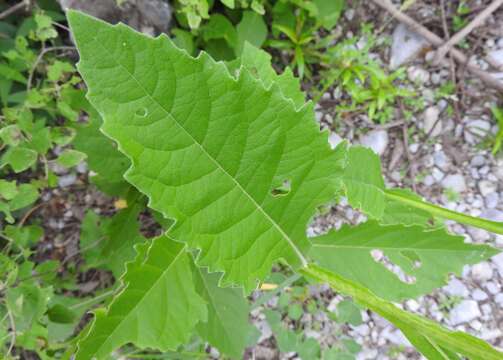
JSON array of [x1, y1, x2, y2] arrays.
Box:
[[434, 0, 503, 64], [371, 0, 503, 92], [0, 0, 30, 20]]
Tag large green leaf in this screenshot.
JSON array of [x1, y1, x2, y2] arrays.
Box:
[[75, 236, 207, 360], [69, 11, 345, 291], [309, 221, 499, 301], [193, 266, 259, 358], [227, 42, 305, 108], [302, 265, 503, 360]]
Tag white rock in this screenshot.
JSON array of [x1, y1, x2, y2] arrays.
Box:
[[359, 130, 388, 156], [409, 143, 419, 153], [405, 299, 420, 312], [58, 174, 77, 188], [441, 174, 467, 193], [407, 66, 430, 84], [471, 289, 488, 301], [449, 300, 481, 325], [423, 175, 435, 186], [470, 155, 486, 167], [423, 106, 442, 136], [353, 324, 370, 337], [486, 282, 500, 295], [383, 328, 411, 346], [470, 262, 493, 282], [433, 150, 448, 169], [485, 193, 499, 210], [432, 168, 445, 182], [464, 120, 491, 143], [470, 320, 483, 331], [390, 24, 429, 69], [492, 252, 503, 277], [443, 278, 469, 297], [488, 49, 503, 67], [478, 180, 497, 197], [328, 133, 342, 149], [481, 209, 503, 222]]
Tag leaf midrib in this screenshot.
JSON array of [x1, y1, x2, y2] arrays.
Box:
[[91, 31, 307, 266], [312, 243, 487, 253]]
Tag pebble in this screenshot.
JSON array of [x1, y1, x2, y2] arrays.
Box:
[[443, 278, 469, 297], [407, 66, 430, 84], [486, 282, 500, 295], [431, 72, 441, 84], [471, 289, 488, 301], [433, 150, 448, 170], [470, 155, 486, 167], [405, 299, 420, 312], [488, 49, 503, 67], [432, 167, 445, 182], [58, 174, 77, 188], [328, 133, 343, 149], [359, 130, 388, 156], [423, 175, 435, 186], [470, 262, 493, 282], [390, 24, 429, 69], [492, 253, 503, 277], [481, 209, 503, 222], [478, 180, 497, 197], [409, 143, 419, 153], [464, 120, 491, 143], [423, 106, 442, 136], [449, 300, 481, 325], [485, 192, 499, 208], [441, 174, 467, 193]]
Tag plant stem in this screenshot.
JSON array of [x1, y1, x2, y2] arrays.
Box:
[[300, 263, 503, 360], [384, 190, 503, 234]]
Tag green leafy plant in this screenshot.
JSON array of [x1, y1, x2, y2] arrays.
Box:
[[489, 106, 503, 155], [269, 0, 345, 78], [64, 10, 503, 360], [316, 26, 413, 123]]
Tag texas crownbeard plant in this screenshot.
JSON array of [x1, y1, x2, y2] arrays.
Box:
[[67, 10, 503, 359]]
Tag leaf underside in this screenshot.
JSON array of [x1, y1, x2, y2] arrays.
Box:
[[68, 10, 345, 291]]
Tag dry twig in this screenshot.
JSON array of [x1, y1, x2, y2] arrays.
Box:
[[371, 0, 503, 92], [433, 0, 503, 64], [0, 0, 29, 20]]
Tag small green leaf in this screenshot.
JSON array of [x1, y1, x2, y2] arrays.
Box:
[[0, 179, 18, 200], [236, 11, 267, 54], [0, 124, 23, 146], [47, 304, 77, 324], [313, 0, 345, 29], [1, 146, 38, 173], [56, 149, 87, 168], [288, 303, 303, 321], [336, 300, 362, 326], [9, 183, 38, 211]]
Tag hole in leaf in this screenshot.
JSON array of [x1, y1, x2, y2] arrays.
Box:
[[271, 179, 291, 197], [370, 249, 416, 284], [135, 107, 148, 117]]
